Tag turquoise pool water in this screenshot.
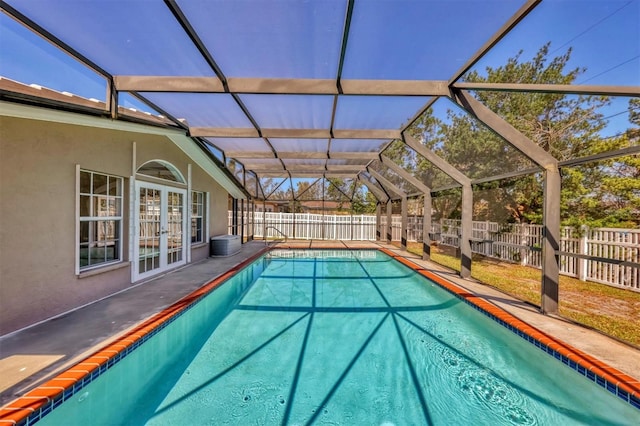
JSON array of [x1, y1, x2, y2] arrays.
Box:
[[37, 250, 637, 425]]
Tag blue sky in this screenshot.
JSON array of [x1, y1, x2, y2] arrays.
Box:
[[1, 0, 638, 137]]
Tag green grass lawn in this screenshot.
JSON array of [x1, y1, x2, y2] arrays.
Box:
[[402, 242, 640, 347]]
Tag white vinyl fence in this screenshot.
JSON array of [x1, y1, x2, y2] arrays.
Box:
[[230, 211, 640, 291]]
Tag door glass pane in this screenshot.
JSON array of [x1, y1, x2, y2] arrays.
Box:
[[139, 187, 162, 274], [167, 191, 184, 266]]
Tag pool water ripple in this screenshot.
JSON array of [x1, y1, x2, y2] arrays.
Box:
[[20, 250, 640, 425]]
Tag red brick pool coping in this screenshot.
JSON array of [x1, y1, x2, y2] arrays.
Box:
[[0, 246, 270, 425], [1, 246, 638, 424]]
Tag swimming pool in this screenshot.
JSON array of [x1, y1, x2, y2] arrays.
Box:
[[2, 249, 639, 425]]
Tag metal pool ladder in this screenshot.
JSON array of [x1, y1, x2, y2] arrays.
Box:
[[264, 224, 287, 246]]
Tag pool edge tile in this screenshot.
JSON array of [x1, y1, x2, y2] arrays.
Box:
[[0, 246, 272, 425]]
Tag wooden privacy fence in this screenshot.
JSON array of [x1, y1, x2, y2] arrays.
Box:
[[230, 211, 639, 291]]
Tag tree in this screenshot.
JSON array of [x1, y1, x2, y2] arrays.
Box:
[[351, 183, 377, 214], [459, 43, 611, 224], [383, 43, 637, 226], [295, 179, 322, 200], [402, 43, 634, 225]]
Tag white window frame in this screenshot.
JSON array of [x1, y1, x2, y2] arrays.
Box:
[[76, 166, 124, 274]]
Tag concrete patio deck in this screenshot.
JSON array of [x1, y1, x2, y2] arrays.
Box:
[[1, 239, 639, 407]]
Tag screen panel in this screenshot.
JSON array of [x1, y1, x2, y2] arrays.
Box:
[[269, 138, 330, 153], [206, 138, 272, 152], [176, 0, 346, 78], [468, 0, 640, 86], [342, 0, 524, 80], [0, 13, 106, 100], [239, 94, 334, 129], [5, 0, 215, 76], [141, 93, 254, 127], [330, 139, 390, 152], [334, 96, 430, 129]]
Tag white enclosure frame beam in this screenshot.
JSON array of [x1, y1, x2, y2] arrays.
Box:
[[452, 82, 640, 97], [191, 128, 401, 139], [113, 76, 451, 96]]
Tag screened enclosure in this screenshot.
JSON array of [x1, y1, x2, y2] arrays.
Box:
[[1, 0, 639, 314]]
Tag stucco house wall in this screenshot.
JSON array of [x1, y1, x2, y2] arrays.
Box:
[[0, 112, 236, 335]]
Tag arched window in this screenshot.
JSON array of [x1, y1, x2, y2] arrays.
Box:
[[137, 160, 185, 184]]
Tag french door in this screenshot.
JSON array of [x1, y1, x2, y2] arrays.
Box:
[[135, 182, 187, 281]]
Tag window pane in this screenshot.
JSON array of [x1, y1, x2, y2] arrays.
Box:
[[110, 221, 120, 240], [108, 176, 121, 196], [95, 220, 116, 241], [137, 161, 185, 183], [94, 196, 109, 217], [88, 247, 104, 266], [109, 198, 122, 216], [80, 171, 91, 194], [191, 218, 202, 243], [79, 221, 89, 243], [108, 220, 117, 240], [89, 221, 97, 243], [93, 173, 107, 195], [106, 242, 119, 262], [80, 195, 91, 217], [79, 243, 89, 267]]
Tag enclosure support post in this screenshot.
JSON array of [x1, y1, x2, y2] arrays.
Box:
[[401, 196, 408, 250], [350, 212, 354, 241], [386, 201, 393, 244], [246, 200, 250, 241], [423, 193, 432, 260], [519, 224, 528, 265], [541, 168, 561, 314], [262, 199, 267, 240], [232, 198, 238, 235], [461, 184, 473, 278], [321, 197, 325, 240], [107, 78, 118, 120], [379, 154, 435, 256], [240, 199, 245, 243], [376, 203, 381, 241], [293, 205, 297, 240], [249, 199, 255, 241], [578, 225, 588, 281]]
